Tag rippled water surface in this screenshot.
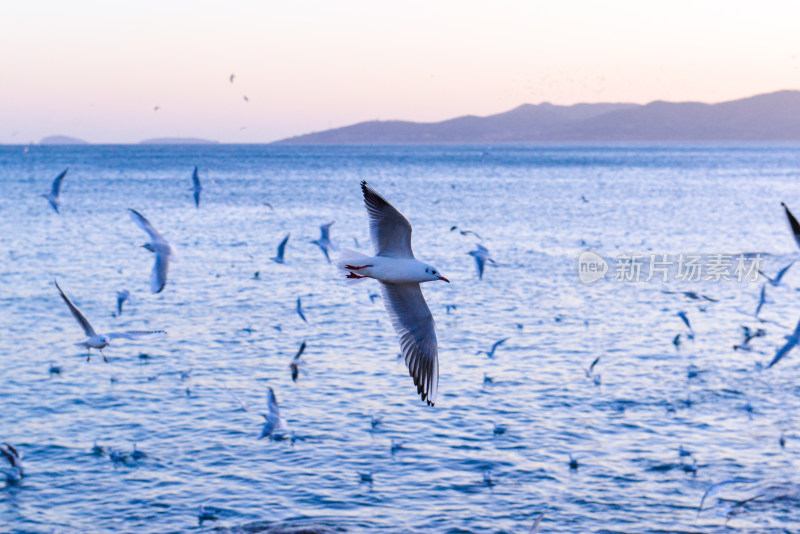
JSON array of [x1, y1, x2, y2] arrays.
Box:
[[3, 144, 800, 533]]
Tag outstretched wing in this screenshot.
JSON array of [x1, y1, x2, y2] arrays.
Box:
[[151, 249, 170, 294], [51, 168, 68, 196], [361, 181, 414, 258], [128, 209, 166, 244], [782, 202, 800, 250], [320, 221, 334, 242], [293, 340, 306, 361], [380, 282, 438, 406], [276, 233, 290, 260], [258, 388, 282, 438], [55, 280, 95, 337]]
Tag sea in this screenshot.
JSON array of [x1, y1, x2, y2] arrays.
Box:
[[2, 143, 800, 533]]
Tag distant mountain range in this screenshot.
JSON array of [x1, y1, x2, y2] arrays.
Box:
[[39, 135, 89, 145], [274, 90, 800, 144]]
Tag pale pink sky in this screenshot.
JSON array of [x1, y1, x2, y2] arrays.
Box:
[[2, 1, 799, 143]]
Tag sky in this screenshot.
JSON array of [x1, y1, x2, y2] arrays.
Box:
[[1, 0, 799, 144]]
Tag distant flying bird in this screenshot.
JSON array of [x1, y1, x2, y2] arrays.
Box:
[[0, 443, 23, 482], [296, 297, 307, 323], [755, 284, 768, 318], [243, 95, 249, 102], [697, 479, 750, 514], [311, 221, 337, 263], [582, 356, 601, 380], [272, 233, 290, 263], [676, 311, 694, 338], [191, 166, 202, 208], [42, 168, 68, 213], [767, 315, 800, 368], [759, 261, 794, 286], [529, 514, 544, 534], [478, 338, 508, 358], [781, 202, 800, 250], [450, 226, 483, 240], [661, 290, 717, 302], [116, 289, 130, 316], [337, 181, 450, 406], [468, 244, 494, 280], [55, 280, 165, 362], [129, 209, 176, 293], [154, 106, 160, 112], [258, 387, 286, 439], [289, 340, 306, 382], [229, 73, 235, 83]]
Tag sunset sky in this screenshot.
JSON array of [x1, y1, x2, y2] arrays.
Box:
[[2, 0, 799, 143]]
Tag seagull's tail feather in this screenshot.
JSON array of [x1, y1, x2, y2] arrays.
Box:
[[337, 249, 371, 284]]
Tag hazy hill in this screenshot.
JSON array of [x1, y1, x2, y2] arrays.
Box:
[[274, 90, 800, 144], [39, 135, 89, 145]]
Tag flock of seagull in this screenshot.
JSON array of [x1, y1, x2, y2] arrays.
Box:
[[9, 162, 800, 531]]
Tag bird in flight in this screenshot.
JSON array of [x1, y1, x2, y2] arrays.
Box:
[[129, 209, 176, 294], [289, 340, 306, 382], [337, 181, 449, 406], [55, 280, 165, 362], [272, 233, 290, 264], [191, 166, 202, 208], [258, 387, 286, 439], [42, 168, 68, 214], [468, 244, 495, 280], [311, 221, 337, 263], [781, 202, 800, 250]]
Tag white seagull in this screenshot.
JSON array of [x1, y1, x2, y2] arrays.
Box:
[[337, 181, 449, 406], [311, 221, 337, 263], [468, 244, 494, 280], [289, 340, 306, 382], [272, 233, 290, 264], [258, 387, 286, 439], [116, 289, 130, 316], [191, 166, 202, 208], [767, 315, 800, 368], [55, 281, 165, 362], [0, 443, 23, 482], [129, 209, 175, 294], [42, 168, 68, 214]]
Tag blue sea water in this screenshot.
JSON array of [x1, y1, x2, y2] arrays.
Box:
[[2, 144, 800, 533]]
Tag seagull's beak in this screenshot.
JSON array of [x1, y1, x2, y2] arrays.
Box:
[[438, 276, 450, 283]]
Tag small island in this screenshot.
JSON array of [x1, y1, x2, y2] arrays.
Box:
[[39, 135, 90, 145]]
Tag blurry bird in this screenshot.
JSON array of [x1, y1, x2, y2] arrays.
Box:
[[370, 415, 383, 429], [191, 166, 202, 208], [569, 454, 579, 470], [478, 338, 508, 358], [445, 304, 457, 314], [258, 387, 286, 440], [42, 168, 68, 213], [758, 261, 794, 286], [359, 472, 373, 483], [676, 311, 694, 339], [129, 209, 175, 294], [450, 226, 483, 240], [0, 443, 23, 481], [91, 440, 104, 456], [289, 340, 306, 382], [55, 280, 165, 362], [754, 284, 768, 318], [49, 362, 62, 375], [766, 315, 800, 368], [673, 333, 682, 350], [116, 289, 130, 316], [311, 221, 337, 263], [243, 95, 249, 102], [198, 506, 219, 525], [131, 444, 146, 460], [468, 244, 495, 280], [529, 514, 544, 534], [153, 106, 160, 111], [272, 233, 290, 264], [781, 202, 800, 250], [296, 297, 307, 323], [229, 73, 235, 83], [223, 386, 252, 412]]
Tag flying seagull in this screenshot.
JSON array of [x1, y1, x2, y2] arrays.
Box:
[[272, 233, 290, 263], [191, 166, 202, 208], [781, 202, 800, 250], [755, 283, 768, 318], [42, 168, 68, 213], [116, 289, 130, 316], [289, 340, 306, 382], [767, 315, 800, 368], [337, 181, 449, 406], [0, 443, 23, 478], [296, 297, 307, 323], [129, 209, 175, 294], [478, 338, 508, 358], [258, 387, 286, 439], [229, 73, 235, 83], [450, 226, 483, 240], [311, 221, 337, 263], [55, 280, 165, 362], [468, 244, 494, 280], [759, 261, 794, 286]]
